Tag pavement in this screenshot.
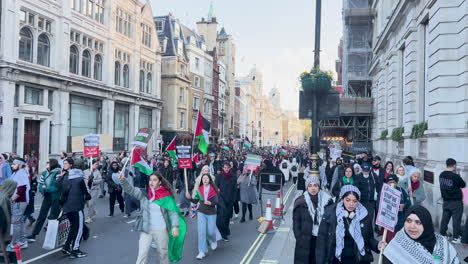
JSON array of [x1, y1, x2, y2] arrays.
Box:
[[260, 190, 468, 264], [17, 181, 299, 264]]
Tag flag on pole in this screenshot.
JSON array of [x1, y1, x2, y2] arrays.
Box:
[[193, 153, 201, 167], [166, 136, 178, 166], [152, 186, 187, 262], [130, 147, 153, 175], [221, 145, 230, 151], [243, 137, 252, 150], [194, 111, 211, 154]]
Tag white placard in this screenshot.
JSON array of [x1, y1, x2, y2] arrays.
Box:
[[376, 184, 402, 232]]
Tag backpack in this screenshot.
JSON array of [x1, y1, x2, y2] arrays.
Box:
[[282, 162, 288, 169], [291, 165, 297, 172]]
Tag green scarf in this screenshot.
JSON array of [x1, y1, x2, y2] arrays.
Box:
[[342, 176, 354, 185]]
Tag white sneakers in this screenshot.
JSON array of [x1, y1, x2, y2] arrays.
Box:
[[210, 241, 218, 250], [196, 252, 206, 260], [452, 237, 462, 244]]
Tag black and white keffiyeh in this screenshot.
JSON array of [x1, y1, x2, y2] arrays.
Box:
[[383, 231, 459, 264], [303, 190, 331, 236], [334, 201, 368, 260]]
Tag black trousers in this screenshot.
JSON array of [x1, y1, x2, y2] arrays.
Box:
[[109, 189, 124, 216], [233, 201, 240, 215], [440, 200, 463, 239], [217, 201, 233, 238], [32, 193, 61, 236], [64, 211, 86, 251], [241, 203, 253, 219]]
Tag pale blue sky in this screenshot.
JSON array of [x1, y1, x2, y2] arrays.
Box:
[[151, 0, 343, 110]]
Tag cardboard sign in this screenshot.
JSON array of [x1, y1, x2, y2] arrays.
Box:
[[376, 184, 402, 232], [71, 134, 112, 153], [245, 154, 262, 170], [83, 134, 100, 157], [131, 128, 155, 148], [56, 215, 71, 247], [176, 146, 192, 169]]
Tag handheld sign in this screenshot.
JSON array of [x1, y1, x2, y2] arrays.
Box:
[[376, 183, 402, 232], [176, 146, 193, 169], [131, 128, 155, 148], [83, 134, 100, 157], [244, 154, 262, 170]]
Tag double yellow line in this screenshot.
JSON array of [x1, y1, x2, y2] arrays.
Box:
[[239, 183, 296, 264]]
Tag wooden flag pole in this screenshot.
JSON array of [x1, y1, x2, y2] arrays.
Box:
[[378, 229, 388, 264]]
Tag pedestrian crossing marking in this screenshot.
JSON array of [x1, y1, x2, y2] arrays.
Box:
[[276, 227, 290, 232], [260, 260, 279, 263]]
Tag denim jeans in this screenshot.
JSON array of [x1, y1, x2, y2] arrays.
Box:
[[11, 202, 27, 245], [197, 212, 217, 253]]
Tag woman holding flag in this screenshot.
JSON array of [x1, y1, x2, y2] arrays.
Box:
[[187, 173, 219, 260], [119, 171, 186, 264]]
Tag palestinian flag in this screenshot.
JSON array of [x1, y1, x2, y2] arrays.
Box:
[[131, 147, 153, 175], [193, 153, 201, 167], [153, 186, 187, 263], [194, 111, 210, 154], [221, 145, 230, 151], [166, 136, 178, 166], [243, 137, 252, 150], [193, 185, 217, 202]]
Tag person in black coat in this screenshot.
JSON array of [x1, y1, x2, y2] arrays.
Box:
[[293, 177, 333, 264], [158, 159, 174, 187], [316, 185, 384, 264], [105, 161, 125, 217], [215, 162, 237, 241]]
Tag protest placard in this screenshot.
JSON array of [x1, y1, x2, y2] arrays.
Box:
[[376, 183, 402, 232], [176, 146, 193, 169], [131, 128, 155, 148], [244, 154, 262, 170], [83, 134, 100, 157]]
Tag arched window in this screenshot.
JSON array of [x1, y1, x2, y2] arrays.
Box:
[[37, 34, 50, 66], [123, 64, 129, 88], [139, 70, 145, 92], [19, 27, 33, 62], [114, 61, 121, 85], [146, 73, 152, 93], [82, 50, 91, 77], [69, 45, 79, 74], [94, 55, 102, 80]]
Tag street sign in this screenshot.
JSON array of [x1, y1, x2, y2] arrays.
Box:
[[176, 146, 192, 169], [83, 134, 100, 157], [376, 184, 402, 232]]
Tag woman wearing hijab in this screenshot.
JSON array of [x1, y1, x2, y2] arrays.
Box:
[[332, 167, 355, 198], [187, 173, 219, 260], [106, 161, 125, 217], [119, 172, 183, 264], [293, 176, 333, 264], [382, 205, 459, 264], [398, 168, 426, 206], [0, 180, 17, 251], [192, 165, 216, 198], [316, 185, 384, 264], [237, 168, 258, 223]]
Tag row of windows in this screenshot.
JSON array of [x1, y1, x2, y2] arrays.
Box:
[[70, 30, 104, 53], [116, 8, 132, 37], [20, 10, 52, 33], [71, 0, 105, 24], [114, 62, 130, 88], [19, 27, 50, 66], [69, 45, 102, 81]]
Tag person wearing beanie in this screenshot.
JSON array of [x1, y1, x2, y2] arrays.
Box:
[[316, 185, 384, 263], [293, 176, 333, 264], [381, 205, 459, 264], [382, 175, 411, 243]]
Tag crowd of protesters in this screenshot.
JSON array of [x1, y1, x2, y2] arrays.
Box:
[[0, 146, 466, 263]]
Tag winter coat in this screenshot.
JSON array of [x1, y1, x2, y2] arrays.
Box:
[[57, 169, 90, 214], [238, 174, 258, 204], [215, 172, 238, 204], [398, 177, 426, 206], [316, 204, 379, 264], [120, 178, 179, 234], [84, 168, 102, 191], [106, 170, 122, 193], [0, 180, 16, 243], [158, 166, 175, 186], [293, 191, 333, 264], [38, 168, 60, 200]]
